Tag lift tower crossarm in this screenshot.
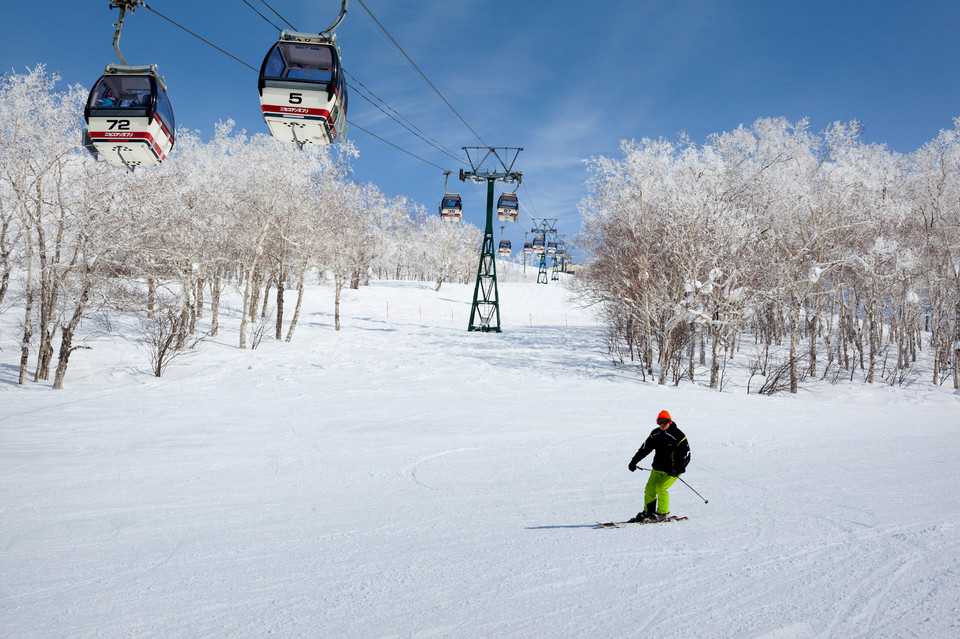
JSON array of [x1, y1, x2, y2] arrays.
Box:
[[460, 146, 523, 184]]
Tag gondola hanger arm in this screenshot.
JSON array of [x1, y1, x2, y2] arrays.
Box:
[[109, 0, 146, 66], [320, 0, 349, 39]]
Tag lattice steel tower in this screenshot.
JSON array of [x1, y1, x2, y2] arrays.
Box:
[[460, 147, 523, 332]]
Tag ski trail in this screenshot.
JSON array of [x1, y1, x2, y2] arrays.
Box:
[[402, 447, 485, 491]]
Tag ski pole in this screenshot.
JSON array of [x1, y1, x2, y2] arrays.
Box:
[[636, 467, 709, 504], [676, 476, 709, 504]]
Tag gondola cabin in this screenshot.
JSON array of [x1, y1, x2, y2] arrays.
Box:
[[496, 192, 519, 222], [259, 31, 348, 146], [532, 236, 545, 254], [523, 241, 534, 254], [498, 239, 511, 256], [547, 241, 558, 255], [439, 193, 462, 222], [84, 66, 175, 167]]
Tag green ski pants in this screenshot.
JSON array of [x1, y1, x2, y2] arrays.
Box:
[[644, 470, 678, 514]]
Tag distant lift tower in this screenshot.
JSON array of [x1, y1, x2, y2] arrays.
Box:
[[530, 218, 558, 285], [460, 147, 523, 332]]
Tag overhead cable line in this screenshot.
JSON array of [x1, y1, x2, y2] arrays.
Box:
[[354, 0, 489, 148], [238, 0, 284, 31], [141, 2, 259, 72], [344, 70, 468, 164], [347, 83, 466, 165], [253, 0, 296, 30], [520, 183, 541, 224], [348, 121, 451, 172]]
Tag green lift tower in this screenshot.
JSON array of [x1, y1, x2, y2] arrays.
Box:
[[460, 147, 523, 333]]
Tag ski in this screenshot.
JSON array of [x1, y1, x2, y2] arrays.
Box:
[[597, 516, 688, 528]]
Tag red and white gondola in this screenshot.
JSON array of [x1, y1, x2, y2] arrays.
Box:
[[440, 193, 463, 222], [84, 65, 175, 168], [258, 31, 348, 146], [496, 192, 519, 222]]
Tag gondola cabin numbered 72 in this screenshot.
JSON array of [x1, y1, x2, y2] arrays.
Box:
[[258, 31, 348, 146], [84, 65, 175, 168]]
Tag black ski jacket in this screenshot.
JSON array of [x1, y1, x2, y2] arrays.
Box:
[[630, 422, 691, 476]]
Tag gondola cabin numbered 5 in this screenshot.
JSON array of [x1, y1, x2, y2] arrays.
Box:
[[84, 65, 175, 168], [259, 31, 348, 146]]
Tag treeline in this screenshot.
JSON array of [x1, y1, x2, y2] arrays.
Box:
[[0, 67, 481, 389], [575, 117, 960, 392]]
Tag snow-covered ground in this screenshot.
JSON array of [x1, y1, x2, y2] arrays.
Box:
[[2, 276, 959, 638]]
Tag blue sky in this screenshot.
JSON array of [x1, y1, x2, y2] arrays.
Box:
[[3, 1, 959, 249]]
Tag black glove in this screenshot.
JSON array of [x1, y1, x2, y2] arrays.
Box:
[[628, 461, 637, 472]]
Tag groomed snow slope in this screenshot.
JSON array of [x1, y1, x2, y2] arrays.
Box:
[[2, 277, 959, 638]]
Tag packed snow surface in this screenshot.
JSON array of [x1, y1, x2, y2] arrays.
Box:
[[2, 277, 959, 638]]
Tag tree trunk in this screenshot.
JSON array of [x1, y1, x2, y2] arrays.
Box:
[[0, 218, 11, 307], [710, 326, 721, 389], [34, 220, 56, 382], [789, 308, 799, 394], [275, 272, 285, 340], [239, 264, 255, 349], [52, 282, 91, 390], [807, 314, 818, 378], [658, 332, 672, 386], [261, 276, 272, 320], [0, 260, 10, 308], [195, 276, 204, 319], [688, 322, 696, 381], [699, 325, 706, 366], [334, 277, 344, 331], [35, 328, 54, 381], [19, 246, 34, 385], [147, 278, 156, 318], [866, 305, 877, 384], [249, 264, 262, 323], [954, 298, 960, 390], [177, 304, 191, 350], [285, 269, 306, 343], [209, 270, 221, 338]]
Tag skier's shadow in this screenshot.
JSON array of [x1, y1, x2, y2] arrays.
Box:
[[525, 524, 599, 530]]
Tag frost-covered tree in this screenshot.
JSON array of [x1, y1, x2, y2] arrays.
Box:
[[910, 119, 960, 388], [0, 66, 88, 384], [576, 116, 960, 392], [420, 214, 481, 292]]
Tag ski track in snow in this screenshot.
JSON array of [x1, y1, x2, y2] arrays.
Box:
[[2, 278, 960, 638]]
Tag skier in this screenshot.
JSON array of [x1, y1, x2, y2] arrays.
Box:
[[627, 410, 690, 522]]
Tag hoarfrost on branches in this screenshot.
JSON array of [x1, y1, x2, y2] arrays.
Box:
[[575, 116, 960, 391]]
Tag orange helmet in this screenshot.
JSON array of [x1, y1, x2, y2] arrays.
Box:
[[656, 410, 672, 423]]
